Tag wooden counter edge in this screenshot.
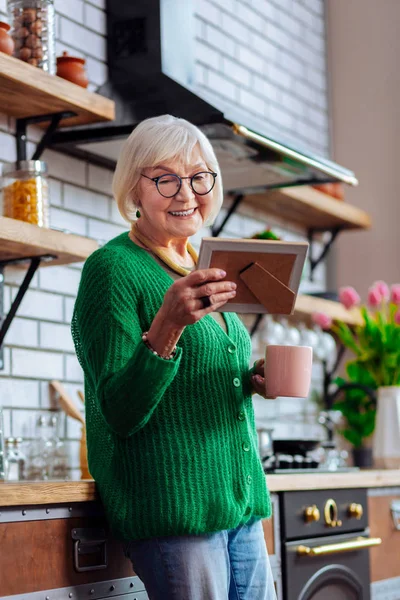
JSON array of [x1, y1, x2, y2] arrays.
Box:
[[267, 469, 400, 492], [0, 480, 97, 507], [1, 471, 400, 507]]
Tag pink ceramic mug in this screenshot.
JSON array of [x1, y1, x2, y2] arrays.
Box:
[[264, 345, 313, 398]]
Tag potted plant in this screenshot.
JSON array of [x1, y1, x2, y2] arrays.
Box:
[[313, 281, 400, 468], [251, 228, 281, 241]]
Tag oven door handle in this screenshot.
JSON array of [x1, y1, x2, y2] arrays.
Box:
[[297, 536, 382, 556]]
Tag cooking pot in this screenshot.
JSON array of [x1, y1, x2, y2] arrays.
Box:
[[256, 427, 274, 459]]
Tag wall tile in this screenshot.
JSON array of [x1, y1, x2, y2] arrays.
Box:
[[0, 379, 40, 408], [40, 322, 75, 352], [65, 354, 84, 383], [6, 318, 39, 348], [60, 17, 106, 61], [39, 266, 82, 297], [64, 185, 109, 220], [11, 289, 63, 322], [54, 0, 84, 23], [12, 349, 63, 379], [83, 2, 107, 33], [42, 149, 86, 186], [50, 207, 87, 237]]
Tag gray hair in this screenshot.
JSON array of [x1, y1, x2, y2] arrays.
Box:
[[112, 114, 223, 226]]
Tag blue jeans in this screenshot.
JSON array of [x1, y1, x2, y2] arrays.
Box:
[[123, 518, 277, 600]]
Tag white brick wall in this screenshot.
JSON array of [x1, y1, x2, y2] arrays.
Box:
[[0, 0, 329, 474], [194, 0, 329, 156]]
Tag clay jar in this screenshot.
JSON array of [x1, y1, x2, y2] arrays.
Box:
[[0, 21, 15, 56], [56, 51, 88, 88]]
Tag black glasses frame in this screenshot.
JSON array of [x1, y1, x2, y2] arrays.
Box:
[[141, 171, 217, 198]]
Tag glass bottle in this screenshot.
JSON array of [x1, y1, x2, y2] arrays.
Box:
[[0, 408, 5, 481], [8, 0, 56, 74], [1, 160, 49, 227], [26, 415, 53, 480], [49, 415, 69, 480], [5, 437, 19, 481], [14, 437, 26, 480]]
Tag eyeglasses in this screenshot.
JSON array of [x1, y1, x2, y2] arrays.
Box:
[[141, 171, 217, 198]]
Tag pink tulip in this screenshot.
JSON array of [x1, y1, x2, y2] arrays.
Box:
[[312, 312, 333, 330], [373, 280, 390, 301], [395, 310, 400, 325], [391, 284, 400, 305], [339, 286, 361, 310], [368, 286, 382, 308]]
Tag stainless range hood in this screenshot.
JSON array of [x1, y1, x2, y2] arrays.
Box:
[[50, 0, 358, 192]]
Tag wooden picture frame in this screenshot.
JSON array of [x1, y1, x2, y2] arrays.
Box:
[[197, 237, 309, 314]]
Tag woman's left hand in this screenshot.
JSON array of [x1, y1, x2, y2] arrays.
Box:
[[250, 359, 266, 397], [250, 359, 277, 399]]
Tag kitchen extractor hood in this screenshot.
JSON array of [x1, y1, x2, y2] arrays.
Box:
[[50, 0, 358, 192]]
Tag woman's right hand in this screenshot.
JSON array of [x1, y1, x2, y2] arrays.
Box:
[[159, 268, 237, 328]]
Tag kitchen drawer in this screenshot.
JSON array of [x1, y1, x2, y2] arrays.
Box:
[[0, 502, 134, 597], [281, 488, 368, 540]]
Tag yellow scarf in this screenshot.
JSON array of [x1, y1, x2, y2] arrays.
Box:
[[131, 223, 198, 277]]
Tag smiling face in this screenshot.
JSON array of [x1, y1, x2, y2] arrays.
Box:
[[136, 145, 215, 245]]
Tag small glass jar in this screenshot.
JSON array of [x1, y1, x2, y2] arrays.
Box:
[[8, 0, 55, 74], [2, 160, 49, 227]]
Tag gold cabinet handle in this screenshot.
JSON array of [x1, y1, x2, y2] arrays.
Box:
[[297, 536, 382, 557]]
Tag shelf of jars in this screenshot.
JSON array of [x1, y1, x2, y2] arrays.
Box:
[[0, 216, 98, 266], [0, 52, 115, 127], [294, 294, 362, 327], [243, 185, 371, 231]]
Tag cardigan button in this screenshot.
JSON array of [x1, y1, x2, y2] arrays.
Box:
[[233, 377, 241, 387], [242, 442, 250, 452], [237, 411, 245, 421], [228, 345, 236, 354]]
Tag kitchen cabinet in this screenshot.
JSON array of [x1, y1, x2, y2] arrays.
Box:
[[2, 473, 400, 600], [0, 500, 145, 599], [368, 487, 400, 599]]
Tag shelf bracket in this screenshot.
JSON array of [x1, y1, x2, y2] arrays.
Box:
[[250, 314, 264, 338], [211, 193, 244, 237], [0, 254, 57, 370], [307, 227, 340, 281], [16, 111, 77, 163]]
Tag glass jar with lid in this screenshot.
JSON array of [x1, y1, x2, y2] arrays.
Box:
[[7, 0, 56, 74], [1, 160, 49, 227]]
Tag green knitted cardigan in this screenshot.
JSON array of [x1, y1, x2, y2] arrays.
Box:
[[72, 232, 271, 541]]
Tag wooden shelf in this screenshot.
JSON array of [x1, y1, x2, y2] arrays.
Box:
[[0, 52, 115, 127], [244, 185, 371, 231], [295, 294, 363, 326], [0, 216, 98, 266]]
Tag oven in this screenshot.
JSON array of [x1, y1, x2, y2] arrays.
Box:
[[280, 489, 382, 600]]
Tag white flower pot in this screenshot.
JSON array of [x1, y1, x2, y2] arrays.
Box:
[[373, 386, 400, 469]]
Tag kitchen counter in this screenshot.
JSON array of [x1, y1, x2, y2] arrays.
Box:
[[1, 470, 400, 507]]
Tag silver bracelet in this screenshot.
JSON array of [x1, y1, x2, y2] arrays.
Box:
[[141, 331, 177, 360]]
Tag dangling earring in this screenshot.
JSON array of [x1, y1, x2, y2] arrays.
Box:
[[136, 209, 141, 219]]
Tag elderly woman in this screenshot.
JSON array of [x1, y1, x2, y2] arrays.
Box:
[[72, 115, 275, 600]]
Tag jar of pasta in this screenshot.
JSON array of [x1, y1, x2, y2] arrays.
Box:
[[2, 160, 49, 227], [8, 0, 56, 74]]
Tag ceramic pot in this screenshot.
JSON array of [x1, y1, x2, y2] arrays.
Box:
[[352, 447, 373, 469], [56, 51, 88, 88], [0, 21, 14, 56], [373, 386, 400, 468]]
